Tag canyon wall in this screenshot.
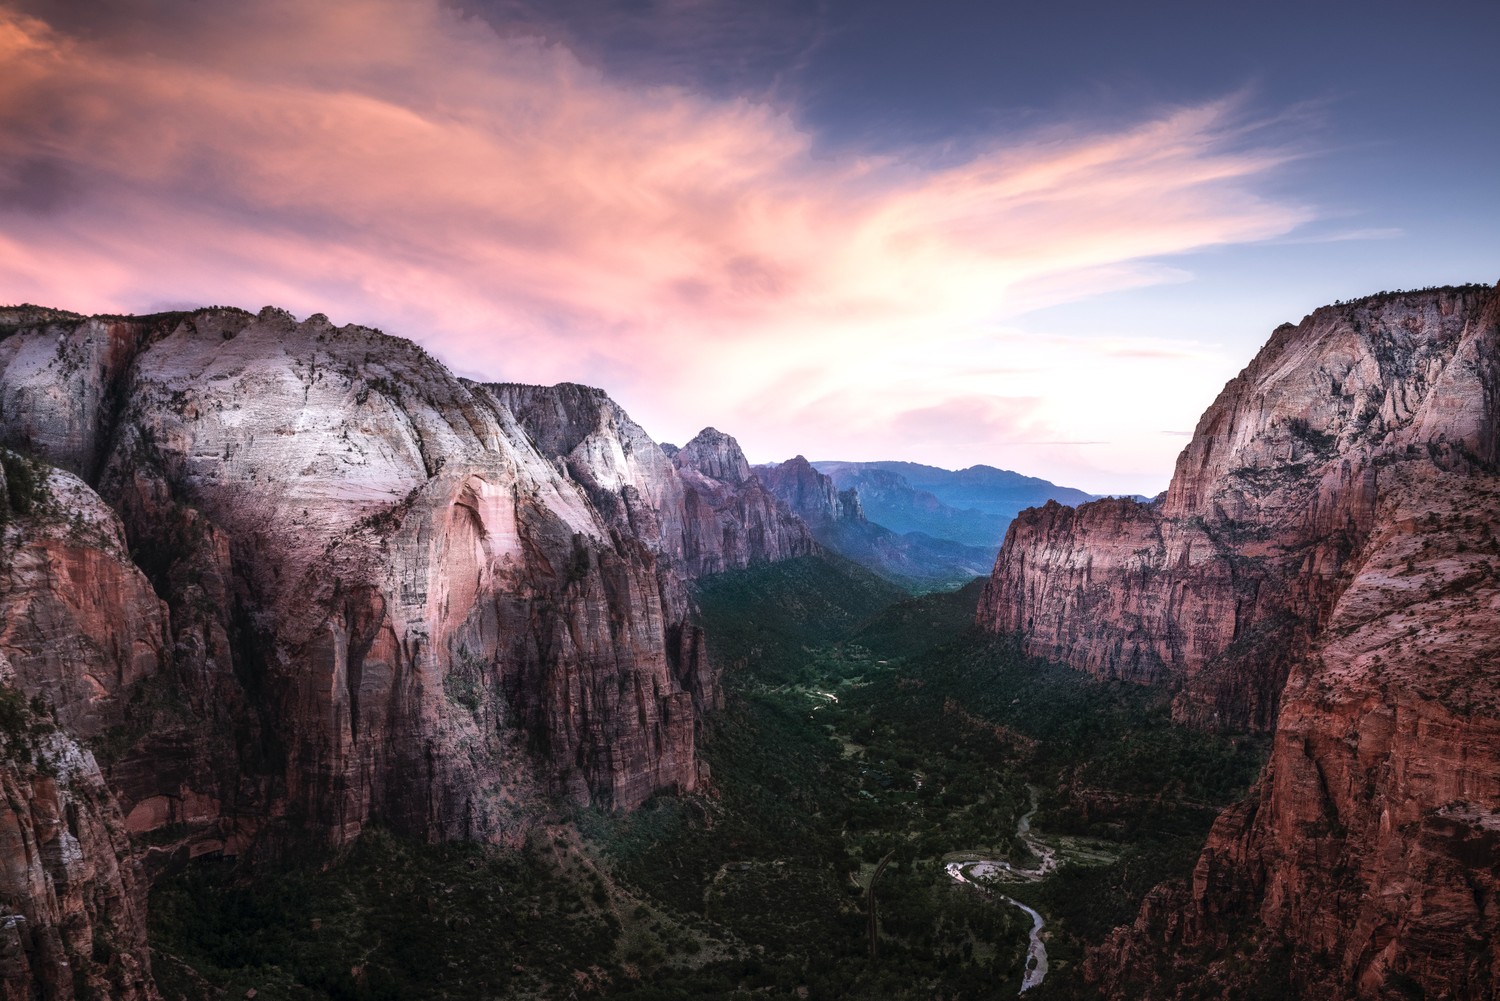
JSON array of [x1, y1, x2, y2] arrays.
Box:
[[980, 284, 1500, 998], [484, 389, 814, 576], [0, 304, 820, 996], [980, 284, 1496, 729], [0, 468, 159, 1000]]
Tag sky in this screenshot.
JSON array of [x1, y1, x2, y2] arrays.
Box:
[[1, 1, 1496, 495]]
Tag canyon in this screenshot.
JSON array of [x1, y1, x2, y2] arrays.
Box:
[[0, 304, 822, 998], [0, 283, 1494, 999], [979, 283, 1500, 998]]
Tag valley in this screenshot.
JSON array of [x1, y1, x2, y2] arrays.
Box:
[[145, 556, 1267, 999], [0, 284, 1496, 1000]]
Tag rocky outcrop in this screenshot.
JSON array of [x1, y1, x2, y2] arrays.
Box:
[[974, 283, 1500, 998], [0, 303, 821, 1001], [672, 427, 752, 486], [979, 283, 1498, 731], [0, 471, 159, 1000], [760, 456, 863, 526], [0, 306, 825, 863], [0, 469, 168, 739], [489, 390, 814, 576], [0, 304, 825, 996], [1089, 460, 1500, 1000], [0, 723, 156, 1001]]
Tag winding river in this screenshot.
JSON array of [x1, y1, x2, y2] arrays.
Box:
[[944, 788, 1053, 993]]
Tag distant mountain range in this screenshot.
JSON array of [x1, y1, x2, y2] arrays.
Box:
[[753, 456, 997, 591], [811, 460, 1100, 551]]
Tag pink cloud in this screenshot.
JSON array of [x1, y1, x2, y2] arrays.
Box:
[[0, 1, 1312, 490]]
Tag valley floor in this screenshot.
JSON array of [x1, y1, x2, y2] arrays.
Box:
[[149, 556, 1268, 1000]]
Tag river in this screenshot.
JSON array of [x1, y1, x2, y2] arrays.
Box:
[[943, 787, 1052, 993]]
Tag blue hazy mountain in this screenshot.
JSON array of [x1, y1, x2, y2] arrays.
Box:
[[811, 461, 1099, 551]]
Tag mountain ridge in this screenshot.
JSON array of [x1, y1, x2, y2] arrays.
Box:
[[0, 303, 819, 997], [811, 459, 1099, 551], [977, 282, 1500, 999], [759, 455, 995, 590]]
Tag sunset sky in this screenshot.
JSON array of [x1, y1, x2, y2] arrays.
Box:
[[2, 0, 1497, 494]]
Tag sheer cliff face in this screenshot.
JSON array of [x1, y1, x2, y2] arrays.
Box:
[[0, 306, 818, 860], [0, 725, 156, 1001], [1092, 460, 1500, 1000], [0, 477, 160, 1001], [977, 285, 1500, 998], [980, 285, 1498, 730], [759, 456, 863, 527], [0, 306, 816, 997], [488, 390, 813, 576]]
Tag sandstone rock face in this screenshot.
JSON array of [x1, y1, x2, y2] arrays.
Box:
[[979, 284, 1498, 730], [672, 427, 752, 486], [0, 306, 817, 860], [490, 389, 814, 576], [0, 475, 159, 1000], [0, 303, 825, 1000], [0, 470, 168, 738], [1090, 461, 1500, 999], [760, 456, 863, 526], [0, 727, 156, 1001], [975, 284, 1500, 998]]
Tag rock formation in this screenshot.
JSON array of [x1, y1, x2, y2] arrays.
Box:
[[0, 467, 158, 1000], [490, 390, 814, 576], [979, 284, 1500, 998], [760, 456, 865, 527], [0, 303, 828, 997]]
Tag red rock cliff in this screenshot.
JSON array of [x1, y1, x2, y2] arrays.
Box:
[[0, 307, 815, 852], [980, 284, 1497, 731], [0, 467, 160, 1000], [980, 283, 1500, 998]]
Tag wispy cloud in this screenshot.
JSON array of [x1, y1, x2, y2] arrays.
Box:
[[1272, 226, 1403, 245], [0, 0, 1312, 492]]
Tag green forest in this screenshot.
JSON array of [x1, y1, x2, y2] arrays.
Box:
[[150, 555, 1267, 1000]]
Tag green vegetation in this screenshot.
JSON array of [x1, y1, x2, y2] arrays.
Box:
[[151, 830, 622, 1001], [149, 553, 1267, 1000], [0, 448, 46, 524], [0, 685, 58, 771], [688, 553, 904, 686]]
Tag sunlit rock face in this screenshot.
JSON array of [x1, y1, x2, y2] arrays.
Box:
[[981, 284, 1497, 730], [0, 304, 820, 999], [0, 304, 819, 872], [979, 284, 1500, 998], [488, 389, 815, 576], [0, 303, 816, 996]]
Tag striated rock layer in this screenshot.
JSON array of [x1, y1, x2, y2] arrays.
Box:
[[0, 303, 832, 999], [981, 283, 1498, 729], [0, 469, 160, 1000], [487, 389, 814, 577], [980, 284, 1500, 998]]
